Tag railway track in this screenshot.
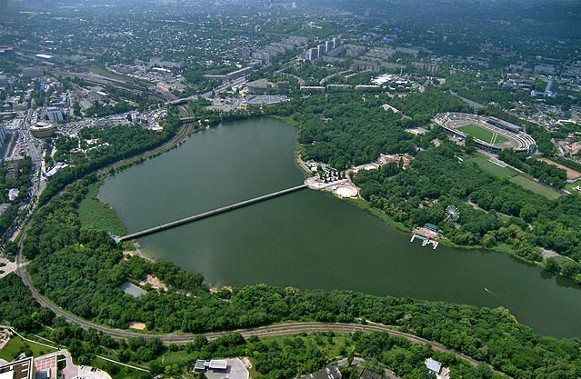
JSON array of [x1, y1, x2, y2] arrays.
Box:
[[12, 103, 507, 378], [16, 262, 487, 370], [96, 105, 194, 178]]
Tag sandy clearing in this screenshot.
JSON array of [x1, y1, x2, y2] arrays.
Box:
[[334, 186, 358, 198], [538, 158, 581, 180], [129, 322, 147, 330], [139, 275, 168, 292]]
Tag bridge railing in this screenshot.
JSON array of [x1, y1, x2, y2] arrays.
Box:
[[120, 184, 307, 241]]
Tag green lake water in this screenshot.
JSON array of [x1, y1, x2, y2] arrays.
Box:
[[99, 118, 581, 338]]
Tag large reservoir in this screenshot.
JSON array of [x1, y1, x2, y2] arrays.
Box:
[[100, 118, 581, 338]]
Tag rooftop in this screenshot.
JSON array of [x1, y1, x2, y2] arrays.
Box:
[[193, 359, 229, 371], [0, 357, 34, 379], [194, 360, 206, 371], [208, 360, 228, 370], [425, 358, 442, 374], [299, 366, 341, 379]]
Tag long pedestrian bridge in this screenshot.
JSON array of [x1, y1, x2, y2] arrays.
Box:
[[119, 184, 307, 241]]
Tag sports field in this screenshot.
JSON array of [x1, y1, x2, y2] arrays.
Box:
[[458, 124, 507, 145], [470, 154, 517, 177], [509, 175, 562, 200], [469, 153, 562, 199]]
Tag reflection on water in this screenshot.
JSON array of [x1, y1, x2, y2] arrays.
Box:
[[100, 118, 581, 338]]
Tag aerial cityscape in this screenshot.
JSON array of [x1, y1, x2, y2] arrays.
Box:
[[0, 0, 580, 378]]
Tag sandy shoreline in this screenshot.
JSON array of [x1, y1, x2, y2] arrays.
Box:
[[123, 246, 156, 263]]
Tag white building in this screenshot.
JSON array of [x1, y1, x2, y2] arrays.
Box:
[[425, 358, 442, 375]]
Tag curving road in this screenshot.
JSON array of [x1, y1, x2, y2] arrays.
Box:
[[12, 104, 506, 377], [17, 255, 492, 372], [96, 105, 195, 179]]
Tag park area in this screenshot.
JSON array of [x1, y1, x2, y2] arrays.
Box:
[[469, 153, 562, 200], [0, 336, 53, 362], [458, 124, 507, 145]]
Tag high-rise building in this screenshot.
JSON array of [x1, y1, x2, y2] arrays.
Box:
[[0, 126, 8, 152], [544, 76, 556, 97], [310, 47, 319, 60], [46, 107, 63, 123]]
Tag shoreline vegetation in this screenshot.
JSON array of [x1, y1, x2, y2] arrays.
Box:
[[123, 246, 156, 263], [85, 112, 577, 284], [16, 176, 581, 378], [78, 181, 127, 236], [273, 93, 580, 284], [281, 115, 571, 275], [14, 110, 581, 378]]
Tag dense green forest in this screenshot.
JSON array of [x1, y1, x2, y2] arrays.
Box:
[[274, 92, 581, 281], [11, 177, 580, 378], [498, 149, 568, 188], [0, 274, 504, 379], [352, 135, 581, 267], [0, 274, 54, 331], [84, 100, 134, 118], [274, 91, 464, 169], [4, 91, 580, 378]]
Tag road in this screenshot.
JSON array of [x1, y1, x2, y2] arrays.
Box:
[[11, 103, 505, 377], [15, 256, 487, 367], [16, 251, 494, 373], [450, 91, 485, 110], [168, 77, 247, 105]]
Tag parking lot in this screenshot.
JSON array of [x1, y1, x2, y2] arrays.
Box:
[[204, 359, 249, 379]]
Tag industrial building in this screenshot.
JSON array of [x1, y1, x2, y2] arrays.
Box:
[[194, 359, 228, 371], [203, 66, 253, 81], [193, 358, 249, 379]]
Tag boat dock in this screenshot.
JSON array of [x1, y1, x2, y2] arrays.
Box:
[[410, 234, 439, 250]]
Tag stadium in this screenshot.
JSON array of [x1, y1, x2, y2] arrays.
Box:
[[434, 112, 537, 155]]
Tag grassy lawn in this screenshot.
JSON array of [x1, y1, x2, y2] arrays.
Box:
[[564, 182, 581, 196], [78, 182, 127, 235], [91, 357, 150, 379], [509, 175, 562, 200], [0, 337, 55, 361], [458, 124, 507, 145], [469, 153, 561, 199], [469, 154, 518, 178]]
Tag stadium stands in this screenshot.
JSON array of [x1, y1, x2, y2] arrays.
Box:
[[434, 112, 537, 155]]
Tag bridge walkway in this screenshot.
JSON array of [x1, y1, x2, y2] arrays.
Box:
[[120, 184, 307, 241]]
